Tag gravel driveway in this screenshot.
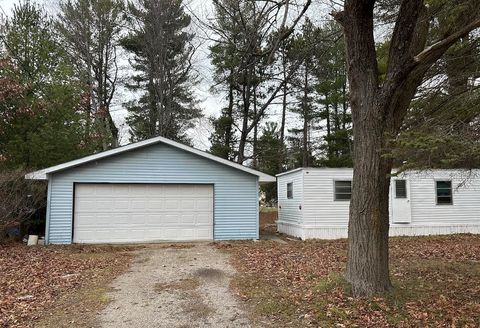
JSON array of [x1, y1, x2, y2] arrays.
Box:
[[98, 243, 252, 328]]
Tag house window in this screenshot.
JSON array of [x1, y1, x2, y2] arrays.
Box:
[[436, 181, 453, 205], [334, 180, 352, 201], [287, 182, 293, 199], [395, 180, 407, 198]]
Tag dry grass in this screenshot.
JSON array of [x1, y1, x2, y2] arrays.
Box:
[[218, 234, 480, 327]]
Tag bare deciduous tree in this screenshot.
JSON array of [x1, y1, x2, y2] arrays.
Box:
[[208, 0, 311, 164]]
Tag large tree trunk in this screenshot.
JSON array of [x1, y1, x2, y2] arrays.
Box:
[[333, 0, 480, 297], [335, 0, 394, 297], [346, 108, 394, 295]]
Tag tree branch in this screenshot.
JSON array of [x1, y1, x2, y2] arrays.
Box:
[[386, 0, 426, 79], [414, 18, 480, 66]]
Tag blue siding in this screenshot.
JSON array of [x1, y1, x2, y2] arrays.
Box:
[[47, 143, 259, 244]]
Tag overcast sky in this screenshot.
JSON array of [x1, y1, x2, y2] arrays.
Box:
[[0, 0, 333, 149]]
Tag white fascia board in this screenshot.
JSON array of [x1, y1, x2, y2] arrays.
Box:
[[276, 167, 304, 177]]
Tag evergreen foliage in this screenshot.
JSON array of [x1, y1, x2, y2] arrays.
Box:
[[0, 1, 96, 169], [121, 0, 201, 144]]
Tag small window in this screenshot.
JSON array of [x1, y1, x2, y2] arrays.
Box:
[[335, 180, 352, 201], [436, 181, 452, 205], [395, 180, 407, 198], [287, 182, 293, 199]]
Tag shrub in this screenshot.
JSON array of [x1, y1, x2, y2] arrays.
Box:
[[0, 169, 46, 241]]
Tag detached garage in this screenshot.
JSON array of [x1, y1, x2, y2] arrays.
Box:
[[26, 137, 275, 244]]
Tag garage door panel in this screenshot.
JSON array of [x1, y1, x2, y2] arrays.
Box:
[[147, 200, 163, 210], [197, 199, 213, 211], [165, 199, 180, 210], [132, 200, 147, 209], [196, 228, 212, 239], [196, 213, 212, 225], [74, 184, 213, 243], [75, 199, 95, 211], [181, 214, 195, 225], [95, 185, 114, 195], [113, 185, 131, 196], [181, 199, 195, 210], [115, 200, 130, 210]]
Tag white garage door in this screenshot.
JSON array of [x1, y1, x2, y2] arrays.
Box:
[[73, 184, 213, 243]]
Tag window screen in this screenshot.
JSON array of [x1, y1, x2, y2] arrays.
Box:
[[287, 182, 293, 199], [395, 180, 407, 198], [436, 181, 452, 205], [335, 181, 352, 200]]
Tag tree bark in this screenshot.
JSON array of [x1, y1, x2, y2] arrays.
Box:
[[325, 100, 332, 159], [252, 87, 258, 168], [280, 50, 288, 144], [334, 0, 394, 296], [224, 69, 235, 160], [237, 77, 251, 164], [302, 64, 309, 167], [333, 0, 479, 297], [346, 108, 394, 295]]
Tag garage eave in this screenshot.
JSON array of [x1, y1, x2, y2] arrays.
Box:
[[25, 136, 275, 182]]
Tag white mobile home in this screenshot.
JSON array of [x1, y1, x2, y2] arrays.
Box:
[[277, 168, 480, 239]]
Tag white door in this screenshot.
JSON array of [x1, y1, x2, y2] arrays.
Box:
[[73, 184, 214, 243], [391, 179, 412, 223]]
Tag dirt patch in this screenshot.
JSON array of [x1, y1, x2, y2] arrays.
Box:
[[99, 244, 252, 327], [195, 268, 225, 281], [0, 243, 136, 328], [153, 243, 196, 249], [154, 277, 200, 293], [218, 234, 480, 327], [182, 291, 215, 320]]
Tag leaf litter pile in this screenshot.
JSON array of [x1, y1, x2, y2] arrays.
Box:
[[217, 234, 480, 327], [0, 244, 135, 327]]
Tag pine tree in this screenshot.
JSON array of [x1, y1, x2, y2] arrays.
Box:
[[0, 1, 94, 169], [315, 21, 352, 167], [287, 20, 321, 168], [256, 122, 285, 202], [121, 0, 201, 144], [208, 0, 242, 160], [57, 0, 125, 149]]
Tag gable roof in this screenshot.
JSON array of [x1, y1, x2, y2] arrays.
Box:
[[25, 136, 276, 182]]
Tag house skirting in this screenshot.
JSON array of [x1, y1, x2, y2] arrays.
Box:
[[277, 222, 480, 240]]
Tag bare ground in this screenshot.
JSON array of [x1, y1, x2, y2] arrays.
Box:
[[99, 243, 252, 328]]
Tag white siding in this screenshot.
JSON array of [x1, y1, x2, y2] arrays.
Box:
[[408, 170, 480, 225], [303, 168, 353, 228], [277, 169, 304, 227], [277, 168, 480, 239]]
